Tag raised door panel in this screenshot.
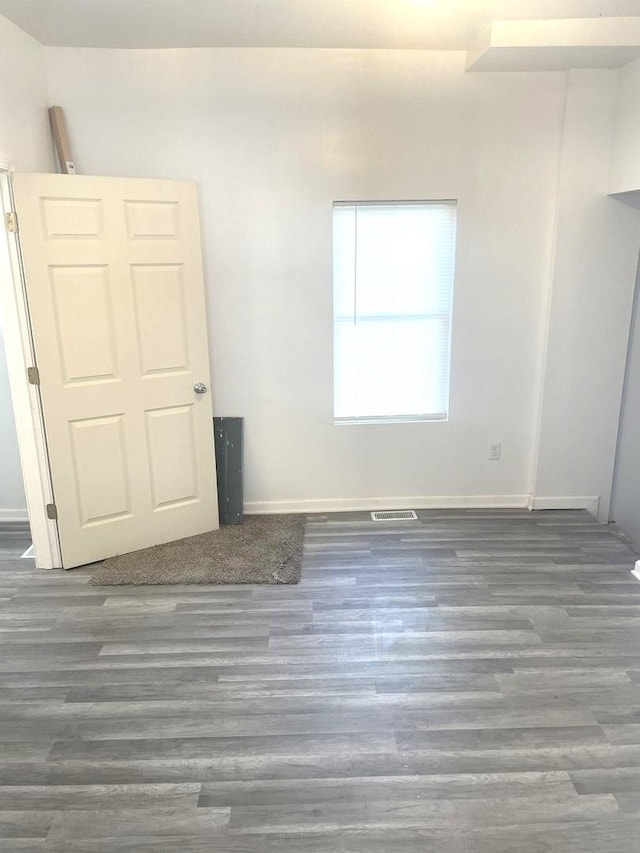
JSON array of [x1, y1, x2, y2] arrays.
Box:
[[145, 405, 199, 510], [68, 415, 132, 526], [124, 200, 180, 240], [131, 264, 189, 376], [40, 197, 103, 240], [49, 265, 119, 385]]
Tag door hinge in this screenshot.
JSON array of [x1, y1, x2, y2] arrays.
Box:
[[5, 211, 18, 233], [46, 503, 58, 521], [27, 366, 40, 386]]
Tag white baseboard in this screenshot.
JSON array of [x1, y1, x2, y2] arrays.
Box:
[[527, 495, 600, 514], [244, 494, 530, 515], [0, 509, 29, 523]]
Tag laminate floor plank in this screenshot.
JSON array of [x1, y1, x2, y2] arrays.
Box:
[[0, 510, 638, 850]]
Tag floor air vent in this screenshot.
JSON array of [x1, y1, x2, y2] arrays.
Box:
[[370, 510, 418, 521]]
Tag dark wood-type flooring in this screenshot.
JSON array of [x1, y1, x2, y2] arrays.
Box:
[[1, 509, 640, 851]]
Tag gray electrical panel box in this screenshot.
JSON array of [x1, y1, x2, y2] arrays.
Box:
[[214, 417, 244, 524]]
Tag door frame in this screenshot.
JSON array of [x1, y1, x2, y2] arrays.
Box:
[[0, 163, 62, 569]]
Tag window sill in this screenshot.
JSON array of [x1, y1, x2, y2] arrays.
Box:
[[334, 414, 448, 426]]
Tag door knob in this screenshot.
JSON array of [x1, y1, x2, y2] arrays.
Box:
[[193, 382, 208, 394]]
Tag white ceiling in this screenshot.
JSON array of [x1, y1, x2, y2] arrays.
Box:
[[1, 0, 640, 50]]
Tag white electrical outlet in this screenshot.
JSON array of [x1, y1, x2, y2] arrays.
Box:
[[488, 442, 502, 461]]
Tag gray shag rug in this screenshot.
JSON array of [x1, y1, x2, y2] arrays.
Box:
[[89, 514, 305, 586]]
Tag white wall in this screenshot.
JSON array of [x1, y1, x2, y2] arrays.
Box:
[[532, 70, 640, 522], [44, 47, 571, 511], [610, 57, 640, 194], [0, 15, 52, 520], [0, 15, 52, 172]]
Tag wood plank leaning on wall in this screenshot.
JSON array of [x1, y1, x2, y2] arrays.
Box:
[[48, 106, 76, 174]]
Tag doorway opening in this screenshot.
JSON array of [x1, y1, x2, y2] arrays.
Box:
[[0, 165, 62, 568], [610, 246, 640, 551]]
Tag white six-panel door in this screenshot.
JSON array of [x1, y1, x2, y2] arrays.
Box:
[[12, 173, 219, 568]]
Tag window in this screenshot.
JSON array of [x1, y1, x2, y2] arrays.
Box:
[[333, 200, 456, 424]]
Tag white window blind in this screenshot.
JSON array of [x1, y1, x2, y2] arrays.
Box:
[[333, 200, 456, 423]]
